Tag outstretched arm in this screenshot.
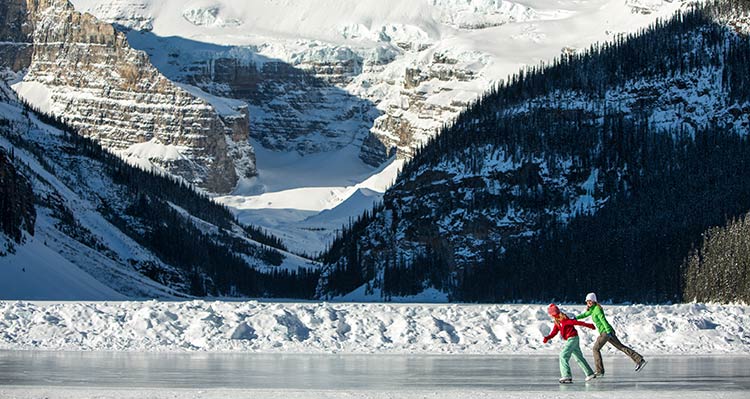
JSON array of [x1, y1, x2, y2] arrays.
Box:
[[575, 308, 593, 320], [543, 324, 560, 343], [570, 319, 595, 329]]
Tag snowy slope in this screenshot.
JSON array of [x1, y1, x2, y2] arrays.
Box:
[[217, 141, 403, 255], [0, 74, 316, 300], [1, 301, 747, 355], [313, 2, 750, 301], [0, 129, 184, 300], [67, 0, 692, 255], [0, 240, 127, 301]]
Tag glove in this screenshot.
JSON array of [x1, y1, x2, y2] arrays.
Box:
[[586, 323, 595, 329], [543, 337, 549, 344]]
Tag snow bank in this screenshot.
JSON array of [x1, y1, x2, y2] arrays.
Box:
[[1, 301, 747, 354]]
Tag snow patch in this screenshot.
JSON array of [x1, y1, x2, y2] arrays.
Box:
[[181, 1, 242, 28], [122, 138, 189, 162], [10, 81, 54, 115]]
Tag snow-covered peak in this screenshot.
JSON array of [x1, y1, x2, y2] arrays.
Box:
[[626, 0, 679, 14], [431, 0, 571, 29], [81, 0, 156, 31], [182, 0, 243, 28]]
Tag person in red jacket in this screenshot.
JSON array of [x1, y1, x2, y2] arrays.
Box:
[[543, 303, 597, 384]]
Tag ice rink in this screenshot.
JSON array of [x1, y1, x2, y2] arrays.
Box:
[[1, 351, 748, 398]]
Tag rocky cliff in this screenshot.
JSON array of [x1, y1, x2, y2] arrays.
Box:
[[5, 0, 255, 193], [72, 0, 688, 169], [0, 0, 32, 71]]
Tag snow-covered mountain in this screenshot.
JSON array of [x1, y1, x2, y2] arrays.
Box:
[[50, 0, 689, 254], [4, 0, 255, 194], [317, 2, 750, 302], [70, 0, 688, 165], [1, 0, 711, 299], [0, 74, 318, 300]]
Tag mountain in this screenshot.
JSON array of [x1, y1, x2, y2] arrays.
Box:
[[2, 0, 255, 194], [0, 74, 318, 300], [69, 0, 688, 165], [0, 0, 732, 302], [0, 0, 691, 257], [318, 1, 750, 303], [59, 0, 690, 255]]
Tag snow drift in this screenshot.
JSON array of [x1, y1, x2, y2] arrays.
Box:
[[1, 301, 747, 355]]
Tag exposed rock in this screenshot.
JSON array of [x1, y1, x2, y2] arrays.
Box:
[[7, 0, 254, 193], [0, 0, 32, 71], [362, 50, 481, 164], [158, 42, 377, 154]]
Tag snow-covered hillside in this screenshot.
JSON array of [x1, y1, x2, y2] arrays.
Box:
[[1, 301, 748, 355], [315, 2, 750, 301], [0, 73, 317, 301], [65, 0, 691, 254]]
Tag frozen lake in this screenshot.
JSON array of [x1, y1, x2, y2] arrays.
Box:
[[1, 351, 749, 398]]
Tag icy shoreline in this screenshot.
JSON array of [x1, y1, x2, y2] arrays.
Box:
[[1, 301, 748, 354]]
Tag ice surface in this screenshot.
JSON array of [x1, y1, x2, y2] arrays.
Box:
[[1, 352, 748, 397]]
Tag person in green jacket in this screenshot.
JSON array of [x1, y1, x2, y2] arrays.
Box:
[[575, 292, 647, 376]]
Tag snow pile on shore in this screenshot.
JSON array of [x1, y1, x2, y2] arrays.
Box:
[[1, 301, 747, 354]]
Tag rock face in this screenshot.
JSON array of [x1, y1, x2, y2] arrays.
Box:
[[65, 1, 531, 166], [68, 0, 689, 171], [0, 0, 32, 71], [6, 0, 255, 193], [122, 30, 484, 166], [182, 50, 377, 154], [363, 49, 485, 165]]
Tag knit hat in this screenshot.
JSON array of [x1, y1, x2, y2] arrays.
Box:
[[547, 303, 561, 316], [586, 292, 598, 302]]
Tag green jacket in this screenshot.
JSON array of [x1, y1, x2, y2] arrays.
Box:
[[576, 304, 613, 334]]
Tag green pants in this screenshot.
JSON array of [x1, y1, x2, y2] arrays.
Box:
[[559, 336, 594, 378]]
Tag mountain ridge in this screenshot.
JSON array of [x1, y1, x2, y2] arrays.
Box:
[[318, 1, 750, 303]]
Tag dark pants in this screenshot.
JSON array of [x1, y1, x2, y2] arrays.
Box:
[[592, 331, 643, 374]]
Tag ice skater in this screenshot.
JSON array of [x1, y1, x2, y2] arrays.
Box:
[[575, 292, 647, 376], [542, 303, 597, 384]]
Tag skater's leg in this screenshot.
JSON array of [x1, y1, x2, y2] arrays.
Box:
[[569, 337, 594, 377], [606, 331, 644, 364], [592, 333, 608, 375], [559, 339, 575, 378]]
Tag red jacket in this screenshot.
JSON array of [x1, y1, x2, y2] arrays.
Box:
[[544, 318, 595, 342]]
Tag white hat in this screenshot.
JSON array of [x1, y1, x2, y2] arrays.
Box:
[[586, 292, 597, 302]]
